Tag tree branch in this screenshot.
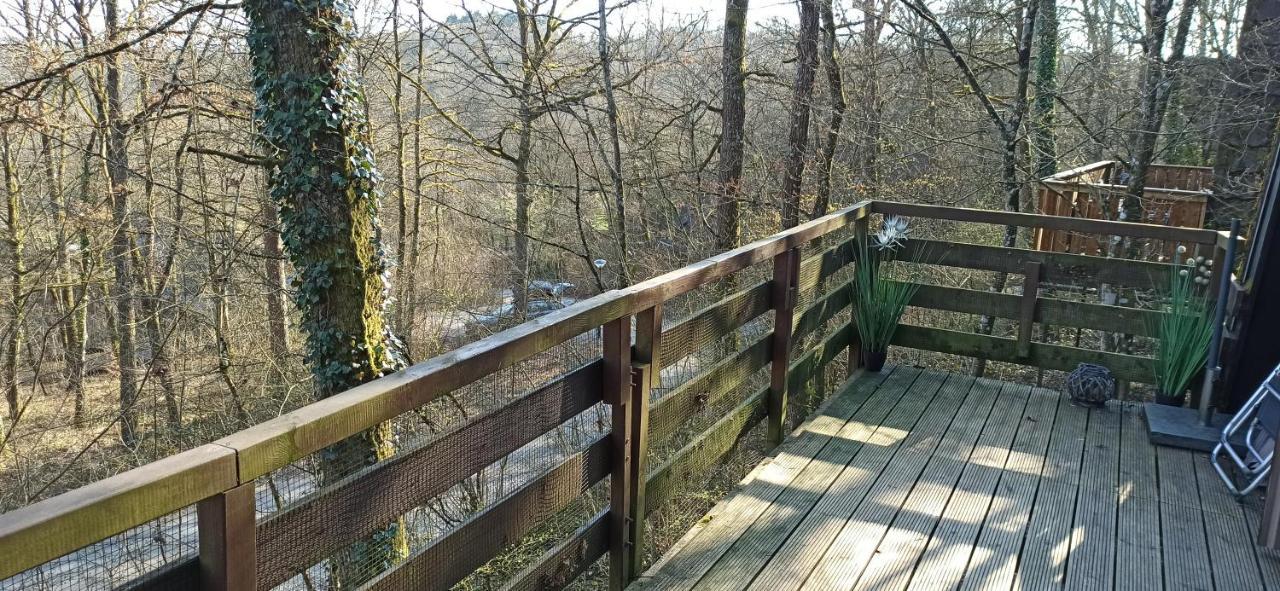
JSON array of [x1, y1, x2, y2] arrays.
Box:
[[0, 1, 239, 99]]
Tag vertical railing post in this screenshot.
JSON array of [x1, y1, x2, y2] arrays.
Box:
[[627, 304, 661, 579], [604, 315, 633, 591], [768, 248, 800, 446], [847, 217, 869, 377], [198, 482, 256, 591]]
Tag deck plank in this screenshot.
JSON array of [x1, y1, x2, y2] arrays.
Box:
[[900, 382, 1033, 591], [1062, 402, 1121, 591], [690, 368, 949, 590], [776, 374, 989, 591], [1156, 446, 1214, 591], [1012, 388, 1089, 590], [1241, 495, 1280, 588], [956, 386, 1061, 591], [839, 378, 1018, 591], [1114, 402, 1163, 591], [632, 367, 899, 591], [634, 371, 1275, 591], [1194, 453, 1266, 590]]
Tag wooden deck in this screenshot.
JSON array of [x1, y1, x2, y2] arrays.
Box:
[[633, 366, 1280, 591]]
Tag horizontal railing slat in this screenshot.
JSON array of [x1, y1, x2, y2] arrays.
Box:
[[650, 335, 772, 445], [900, 239, 1172, 291], [796, 233, 857, 303], [655, 231, 858, 369], [363, 436, 612, 591], [872, 201, 1218, 244], [649, 279, 855, 447], [891, 324, 1156, 382], [904, 282, 1163, 337], [659, 280, 771, 366], [257, 360, 603, 588], [792, 279, 853, 344], [646, 319, 853, 514], [788, 321, 855, 396], [498, 509, 609, 591], [645, 387, 768, 514]]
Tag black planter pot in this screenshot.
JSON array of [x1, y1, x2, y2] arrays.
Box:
[[862, 348, 887, 372], [1155, 390, 1187, 407]]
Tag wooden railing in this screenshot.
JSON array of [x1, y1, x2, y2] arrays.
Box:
[[0, 201, 1232, 591], [874, 201, 1230, 385]]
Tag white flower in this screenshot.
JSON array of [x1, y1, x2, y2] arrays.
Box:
[[1179, 269, 1189, 277], [874, 216, 910, 251], [1186, 257, 1196, 266], [1205, 259, 1214, 267], [1196, 256, 1205, 264], [1176, 245, 1187, 254]]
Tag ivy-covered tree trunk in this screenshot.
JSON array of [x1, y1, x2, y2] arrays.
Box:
[[243, 0, 410, 586], [1032, 0, 1059, 179], [512, 3, 538, 320]]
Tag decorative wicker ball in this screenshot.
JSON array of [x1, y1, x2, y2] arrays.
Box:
[[1066, 363, 1116, 408]]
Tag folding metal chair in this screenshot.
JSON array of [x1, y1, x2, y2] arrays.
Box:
[[1212, 364, 1280, 496]]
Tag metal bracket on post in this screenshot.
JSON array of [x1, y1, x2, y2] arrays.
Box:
[[1017, 261, 1041, 358], [626, 362, 651, 578], [625, 303, 659, 582]]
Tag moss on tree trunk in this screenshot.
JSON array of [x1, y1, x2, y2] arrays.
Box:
[[243, 0, 410, 585]]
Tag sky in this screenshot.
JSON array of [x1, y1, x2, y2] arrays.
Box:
[[418, 0, 801, 28]]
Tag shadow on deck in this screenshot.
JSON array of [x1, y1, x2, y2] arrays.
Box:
[[633, 366, 1280, 591]]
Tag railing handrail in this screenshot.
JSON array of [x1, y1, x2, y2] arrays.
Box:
[[1041, 177, 1212, 199], [0, 198, 1233, 583], [872, 200, 1222, 245]]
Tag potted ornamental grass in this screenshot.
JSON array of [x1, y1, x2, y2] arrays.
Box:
[[852, 215, 923, 372], [1150, 247, 1215, 406]]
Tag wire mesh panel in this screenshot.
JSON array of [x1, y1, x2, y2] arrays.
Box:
[[0, 506, 197, 591], [249, 328, 609, 589]]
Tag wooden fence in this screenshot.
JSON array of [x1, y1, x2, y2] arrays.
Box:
[[1034, 161, 1213, 258], [0, 201, 1230, 591]]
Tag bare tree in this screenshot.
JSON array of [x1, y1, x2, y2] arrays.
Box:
[[811, 0, 847, 218], [780, 0, 820, 229], [1123, 0, 1200, 220], [715, 0, 749, 250], [1211, 0, 1280, 226]]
